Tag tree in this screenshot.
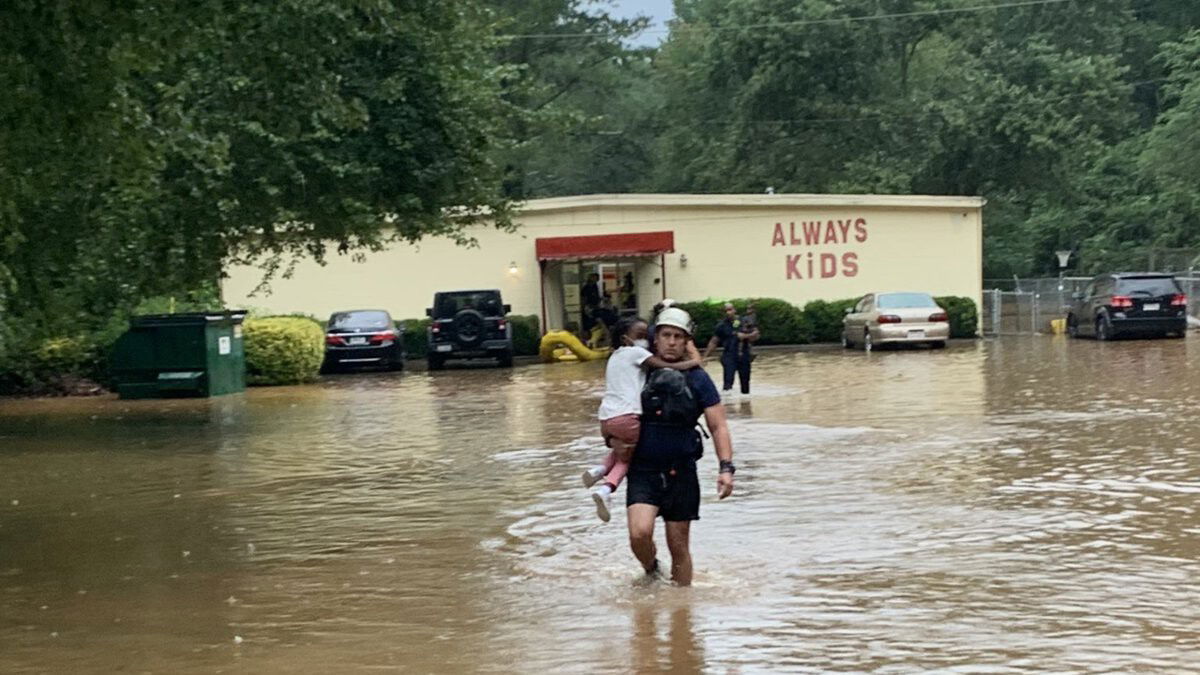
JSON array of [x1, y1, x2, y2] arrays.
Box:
[[0, 0, 516, 341]]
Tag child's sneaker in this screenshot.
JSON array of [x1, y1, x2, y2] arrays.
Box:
[[591, 485, 613, 522], [581, 465, 606, 488]]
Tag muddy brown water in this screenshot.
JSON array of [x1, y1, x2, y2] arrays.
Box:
[[1, 337, 1199, 673]]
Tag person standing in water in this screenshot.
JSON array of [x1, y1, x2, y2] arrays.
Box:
[[626, 307, 735, 586], [703, 302, 759, 396]]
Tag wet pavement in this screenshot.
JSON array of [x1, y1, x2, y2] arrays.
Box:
[[1, 336, 1198, 672]]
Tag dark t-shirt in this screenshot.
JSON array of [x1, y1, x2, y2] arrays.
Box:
[[713, 318, 740, 354], [633, 368, 721, 470]]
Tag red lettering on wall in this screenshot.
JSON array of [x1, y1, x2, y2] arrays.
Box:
[[842, 252, 859, 277], [789, 222, 802, 245], [806, 252, 815, 278], [803, 221, 821, 246], [854, 218, 868, 242], [786, 255, 803, 279], [837, 219, 852, 241], [820, 253, 837, 278], [772, 223, 786, 246], [823, 221, 839, 244]]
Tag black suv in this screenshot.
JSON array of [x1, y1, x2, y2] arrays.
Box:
[[426, 290, 514, 369], [1067, 273, 1189, 340]]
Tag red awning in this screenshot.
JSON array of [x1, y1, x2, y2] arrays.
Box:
[[535, 231, 675, 261]]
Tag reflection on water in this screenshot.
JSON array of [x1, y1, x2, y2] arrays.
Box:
[[2, 336, 1199, 671]]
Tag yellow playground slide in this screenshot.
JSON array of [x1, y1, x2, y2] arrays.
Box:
[[539, 330, 611, 363]]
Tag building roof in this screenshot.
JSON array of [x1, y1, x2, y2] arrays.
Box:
[[517, 193, 986, 214]]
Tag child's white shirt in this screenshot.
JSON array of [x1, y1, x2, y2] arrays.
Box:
[[598, 345, 653, 420]]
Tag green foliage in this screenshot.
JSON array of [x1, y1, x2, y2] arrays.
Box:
[[399, 319, 432, 360], [0, 1, 517, 356], [677, 298, 810, 346], [801, 299, 861, 344], [243, 317, 324, 386], [0, 334, 101, 396], [934, 296, 979, 339], [679, 295, 978, 346], [510, 315, 542, 356]]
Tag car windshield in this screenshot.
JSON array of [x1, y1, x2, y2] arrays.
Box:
[[434, 292, 502, 318], [328, 311, 391, 330], [876, 293, 938, 309], [1117, 276, 1181, 296]]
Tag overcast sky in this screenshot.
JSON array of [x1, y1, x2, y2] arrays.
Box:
[[607, 0, 675, 46]]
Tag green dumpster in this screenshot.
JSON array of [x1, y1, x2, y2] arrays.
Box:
[[110, 310, 247, 399]]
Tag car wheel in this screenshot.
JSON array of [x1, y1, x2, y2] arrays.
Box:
[[863, 329, 873, 353], [498, 349, 514, 368], [841, 332, 853, 349], [427, 354, 445, 371], [1096, 316, 1112, 341], [1067, 314, 1079, 338], [930, 340, 946, 349]]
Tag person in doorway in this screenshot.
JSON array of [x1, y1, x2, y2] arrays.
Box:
[[625, 307, 735, 586], [620, 272, 637, 310], [703, 303, 759, 395], [582, 316, 701, 522], [580, 272, 602, 335]]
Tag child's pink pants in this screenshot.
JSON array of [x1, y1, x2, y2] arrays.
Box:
[[599, 413, 640, 489]]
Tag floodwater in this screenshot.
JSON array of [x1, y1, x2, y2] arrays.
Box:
[[2, 336, 1199, 673]]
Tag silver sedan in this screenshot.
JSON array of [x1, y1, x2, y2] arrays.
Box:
[[842, 292, 950, 351]]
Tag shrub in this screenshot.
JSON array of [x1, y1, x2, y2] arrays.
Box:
[[398, 318, 431, 359], [243, 317, 324, 385], [679, 298, 811, 346], [801, 298, 860, 343], [0, 334, 102, 395], [934, 296, 979, 338], [510, 314, 541, 356]]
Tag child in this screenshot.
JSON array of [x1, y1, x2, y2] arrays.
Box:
[[582, 316, 701, 522]]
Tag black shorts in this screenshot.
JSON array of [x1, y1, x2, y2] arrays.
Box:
[[626, 463, 700, 522]]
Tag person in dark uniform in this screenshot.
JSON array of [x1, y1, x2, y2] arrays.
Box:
[[626, 307, 736, 586], [702, 302, 759, 395], [580, 272, 602, 333]]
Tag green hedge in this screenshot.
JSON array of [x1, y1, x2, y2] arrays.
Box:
[[244, 317, 324, 385], [0, 334, 102, 395], [934, 296, 979, 338], [675, 296, 979, 345], [677, 298, 810, 346], [397, 314, 540, 359]]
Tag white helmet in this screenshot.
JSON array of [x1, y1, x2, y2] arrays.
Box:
[[655, 307, 693, 336]]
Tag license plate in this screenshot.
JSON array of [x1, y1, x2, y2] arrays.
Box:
[[1143, 303, 1159, 312], [436, 344, 452, 352], [907, 329, 925, 338], [348, 337, 367, 345]]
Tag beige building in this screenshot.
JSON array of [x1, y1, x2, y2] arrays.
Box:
[[222, 194, 985, 331]]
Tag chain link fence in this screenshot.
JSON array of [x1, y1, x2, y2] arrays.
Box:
[[981, 276, 1200, 335]]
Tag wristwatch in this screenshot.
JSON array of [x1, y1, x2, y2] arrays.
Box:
[[719, 460, 736, 475]]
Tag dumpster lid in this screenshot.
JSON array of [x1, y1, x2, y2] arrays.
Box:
[[130, 310, 248, 327]]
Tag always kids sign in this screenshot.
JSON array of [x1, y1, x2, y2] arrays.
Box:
[[771, 218, 868, 280]]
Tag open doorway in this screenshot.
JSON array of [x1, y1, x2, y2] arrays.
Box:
[[536, 231, 675, 338], [541, 257, 666, 338]]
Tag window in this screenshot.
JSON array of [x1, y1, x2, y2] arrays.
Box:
[[329, 310, 391, 330], [1116, 276, 1182, 296], [434, 292, 502, 318], [876, 293, 938, 309]]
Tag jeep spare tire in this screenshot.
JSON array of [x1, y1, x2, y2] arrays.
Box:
[[454, 309, 485, 345]]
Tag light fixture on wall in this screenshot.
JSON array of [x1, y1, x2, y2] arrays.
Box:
[[679, 254, 688, 268], [508, 261, 519, 275]]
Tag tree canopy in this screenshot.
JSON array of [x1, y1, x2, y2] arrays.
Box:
[[4, 0, 1200, 360]]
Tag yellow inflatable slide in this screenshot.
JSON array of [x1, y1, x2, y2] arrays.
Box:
[[539, 330, 611, 363]]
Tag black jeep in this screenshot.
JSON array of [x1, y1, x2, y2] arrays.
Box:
[[426, 290, 514, 369]]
